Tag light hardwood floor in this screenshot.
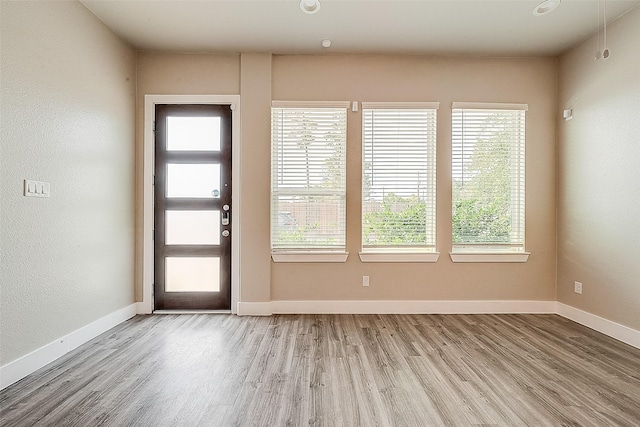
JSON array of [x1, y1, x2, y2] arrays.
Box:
[[1, 314, 639, 426]]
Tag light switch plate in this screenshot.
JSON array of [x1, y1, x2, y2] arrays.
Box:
[[24, 179, 50, 198]]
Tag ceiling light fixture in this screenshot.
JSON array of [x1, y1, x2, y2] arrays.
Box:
[[300, 0, 321, 15], [533, 0, 561, 16], [321, 39, 331, 48]]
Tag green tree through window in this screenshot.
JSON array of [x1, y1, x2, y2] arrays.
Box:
[[271, 105, 348, 250], [452, 105, 526, 250], [361, 105, 438, 251]]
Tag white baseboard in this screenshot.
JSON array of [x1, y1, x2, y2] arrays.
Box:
[[272, 299, 556, 314], [557, 303, 640, 349], [0, 303, 137, 390], [236, 301, 273, 316], [136, 301, 152, 314], [236, 299, 556, 316]]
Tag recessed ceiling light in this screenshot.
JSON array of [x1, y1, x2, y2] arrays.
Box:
[[533, 0, 561, 16], [300, 0, 321, 15], [321, 39, 331, 48]]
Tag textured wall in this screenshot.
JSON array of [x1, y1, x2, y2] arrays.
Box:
[[557, 7, 640, 330], [0, 1, 136, 364], [270, 55, 558, 302]]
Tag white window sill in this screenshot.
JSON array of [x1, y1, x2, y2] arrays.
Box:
[[449, 252, 530, 263], [271, 251, 349, 263], [359, 252, 440, 263]]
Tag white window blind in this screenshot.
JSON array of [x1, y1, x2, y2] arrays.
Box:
[[451, 103, 527, 252], [271, 104, 348, 251], [362, 103, 438, 252]]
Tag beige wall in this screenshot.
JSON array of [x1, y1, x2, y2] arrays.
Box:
[[271, 55, 557, 302], [134, 52, 240, 300], [136, 54, 557, 305], [0, 1, 136, 364], [557, 7, 640, 330], [134, 53, 276, 303], [239, 54, 272, 302]]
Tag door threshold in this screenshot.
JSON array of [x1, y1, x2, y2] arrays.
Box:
[[153, 310, 232, 315]]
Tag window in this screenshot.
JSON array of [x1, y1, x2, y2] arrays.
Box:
[[271, 101, 349, 261], [361, 103, 439, 262], [451, 102, 528, 261]]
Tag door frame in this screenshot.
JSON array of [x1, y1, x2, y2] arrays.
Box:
[[142, 95, 241, 314]]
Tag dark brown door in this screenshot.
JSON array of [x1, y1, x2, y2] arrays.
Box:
[[154, 104, 232, 310]]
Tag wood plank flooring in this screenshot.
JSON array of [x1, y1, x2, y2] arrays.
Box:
[[1, 314, 639, 426]]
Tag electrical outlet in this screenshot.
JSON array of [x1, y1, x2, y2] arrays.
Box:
[[362, 275, 370, 287], [574, 281, 583, 294]]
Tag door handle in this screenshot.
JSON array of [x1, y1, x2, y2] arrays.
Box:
[[221, 205, 230, 226], [222, 230, 230, 237]]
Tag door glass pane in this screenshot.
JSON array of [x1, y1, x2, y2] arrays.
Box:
[[166, 210, 220, 245], [167, 117, 221, 151], [167, 163, 220, 198], [165, 257, 220, 292]]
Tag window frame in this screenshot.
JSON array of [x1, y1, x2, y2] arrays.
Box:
[[359, 102, 440, 263], [270, 101, 350, 263], [450, 102, 530, 263]]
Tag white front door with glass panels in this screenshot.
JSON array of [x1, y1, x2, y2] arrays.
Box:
[[154, 104, 232, 310]]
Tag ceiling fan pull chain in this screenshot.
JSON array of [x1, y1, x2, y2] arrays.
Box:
[[603, 0, 610, 58], [595, 0, 601, 59]]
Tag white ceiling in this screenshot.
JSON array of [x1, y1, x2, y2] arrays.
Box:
[[80, 0, 640, 56]]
